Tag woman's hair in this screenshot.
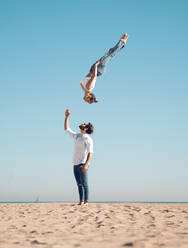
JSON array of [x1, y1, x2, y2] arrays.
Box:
[[89, 93, 98, 104], [85, 122, 94, 134]]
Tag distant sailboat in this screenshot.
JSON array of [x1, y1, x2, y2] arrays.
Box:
[[35, 196, 40, 203]]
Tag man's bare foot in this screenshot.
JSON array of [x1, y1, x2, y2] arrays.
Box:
[[121, 33, 128, 43], [78, 202, 84, 206], [84, 201, 88, 206]]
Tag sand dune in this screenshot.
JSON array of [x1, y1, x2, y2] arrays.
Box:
[[0, 203, 188, 247]]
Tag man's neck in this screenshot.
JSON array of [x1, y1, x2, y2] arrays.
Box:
[[80, 131, 86, 136]]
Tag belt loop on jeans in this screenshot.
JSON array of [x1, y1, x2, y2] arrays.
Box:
[[74, 163, 84, 167]]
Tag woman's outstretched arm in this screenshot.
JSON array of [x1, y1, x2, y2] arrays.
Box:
[[80, 82, 90, 93], [86, 61, 101, 91], [93, 60, 101, 77]]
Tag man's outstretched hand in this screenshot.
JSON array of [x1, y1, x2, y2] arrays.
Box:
[[65, 109, 70, 117]]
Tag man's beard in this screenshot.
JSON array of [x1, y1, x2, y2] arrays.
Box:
[[79, 124, 85, 130]]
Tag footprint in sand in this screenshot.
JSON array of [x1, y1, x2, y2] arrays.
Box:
[[133, 207, 141, 212], [31, 240, 47, 245], [182, 210, 187, 214], [96, 210, 102, 214], [162, 209, 170, 213], [144, 211, 151, 215], [41, 231, 53, 235], [104, 213, 111, 219], [167, 215, 175, 218], [166, 221, 175, 226], [122, 242, 134, 246], [148, 224, 156, 227], [97, 221, 104, 228], [74, 243, 81, 247]]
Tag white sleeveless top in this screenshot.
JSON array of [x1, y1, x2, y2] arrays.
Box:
[[81, 76, 96, 91]]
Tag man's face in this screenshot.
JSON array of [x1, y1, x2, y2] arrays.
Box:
[[79, 123, 88, 133]]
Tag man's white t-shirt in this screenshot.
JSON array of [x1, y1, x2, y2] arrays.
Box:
[[81, 77, 96, 91], [66, 128, 93, 165]]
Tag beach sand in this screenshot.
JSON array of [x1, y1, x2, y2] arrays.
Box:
[[0, 203, 188, 248]]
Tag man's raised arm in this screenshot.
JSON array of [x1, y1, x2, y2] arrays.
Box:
[[64, 109, 77, 138], [64, 109, 70, 130]]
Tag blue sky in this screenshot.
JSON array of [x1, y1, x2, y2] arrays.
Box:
[[1, 0, 188, 202]]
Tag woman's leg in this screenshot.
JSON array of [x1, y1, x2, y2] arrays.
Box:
[[73, 165, 84, 203], [90, 39, 125, 76], [100, 40, 125, 65]]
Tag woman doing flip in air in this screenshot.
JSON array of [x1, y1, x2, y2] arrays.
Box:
[[80, 33, 128, 104]]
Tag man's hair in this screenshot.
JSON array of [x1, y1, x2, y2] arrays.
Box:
[[89, 93, 98, 104], [86, 122, 94, 134]]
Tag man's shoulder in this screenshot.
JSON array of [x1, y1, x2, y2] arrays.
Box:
[[75, 133, 81, 138], [84, 134, 93, 143], [66, 128, 78, 137]]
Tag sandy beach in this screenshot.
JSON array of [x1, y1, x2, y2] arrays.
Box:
[[0, 203, 188, 248]]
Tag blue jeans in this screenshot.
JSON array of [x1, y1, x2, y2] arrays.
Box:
[[74, 164, 89, 202], [90, 40, 125, 76]]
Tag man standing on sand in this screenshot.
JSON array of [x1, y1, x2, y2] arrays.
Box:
[[64, 109, 94, 205]]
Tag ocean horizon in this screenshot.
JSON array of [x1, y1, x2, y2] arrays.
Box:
[[0, 201, 188, 204]]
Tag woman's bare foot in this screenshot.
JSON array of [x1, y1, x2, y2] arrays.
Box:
[[78, 202, 84, 206], [84, 201, 88, 206], [121, 33, 128, 43]]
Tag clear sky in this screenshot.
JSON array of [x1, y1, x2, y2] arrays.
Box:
[[1, 0, 188, 202]]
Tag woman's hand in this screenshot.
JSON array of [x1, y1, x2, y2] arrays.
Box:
[[94, 60, 101, 67]]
